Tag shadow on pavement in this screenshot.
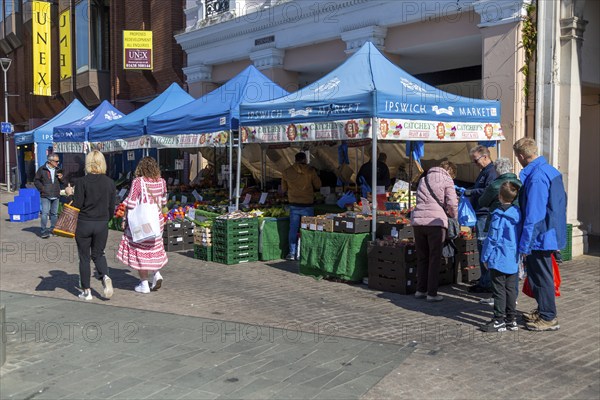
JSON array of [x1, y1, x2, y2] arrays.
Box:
[[371, 284, 494, 328], [35, 267, 139, 300]]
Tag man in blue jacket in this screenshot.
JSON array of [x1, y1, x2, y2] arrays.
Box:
[[513, 138, 567, 331], [464, 145, 497, 293]]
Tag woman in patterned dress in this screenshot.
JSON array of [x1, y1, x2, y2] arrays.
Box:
[[117, 157, 168, 293]]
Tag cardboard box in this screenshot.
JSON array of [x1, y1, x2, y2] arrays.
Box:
[[333, 216, 371, 234], [301, 216, 317, 230], [164, 240, 185, 252], [455, 238, 477, 252], [316, 217, 335, 232], [368, 273, 416, 294], [462, 266, 481, 282], [367, 243, 417, 264], [438, 266, 454, 286], [457, 252, 480, 267]]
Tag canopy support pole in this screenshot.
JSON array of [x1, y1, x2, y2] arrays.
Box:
[[235, 132, 243, 211], [228, 131, 233, 204], [261, 146, 266, 191], [408, 144, 413, 211], [371, 119, 377, 242], [497, 141, 501, 158]]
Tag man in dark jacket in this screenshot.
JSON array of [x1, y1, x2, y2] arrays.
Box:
[[464, 145, 497, 292], [514, 138, 566, 332], [356, 152, 391, 189], [34, 153, 64, 238]]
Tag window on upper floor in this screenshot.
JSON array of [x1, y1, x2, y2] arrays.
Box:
[[75, 0, 88, 72], [90, 0, 108, 70]]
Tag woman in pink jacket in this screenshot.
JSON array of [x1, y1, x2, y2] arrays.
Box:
[[411, 161, 459, 302]]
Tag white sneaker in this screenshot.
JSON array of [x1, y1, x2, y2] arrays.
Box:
[[426, 295, 444, 302], [414, 291, 427, 299], [78, 290, 92, 301], [479, 297, 494, 305], [134, 281, 150, 294], [102, 275, 114, 299], [151, 271, 163, 292]]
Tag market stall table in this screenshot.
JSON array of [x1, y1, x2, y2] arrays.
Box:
[[299, 230, 369, 282], [259, 217, 290, 261]]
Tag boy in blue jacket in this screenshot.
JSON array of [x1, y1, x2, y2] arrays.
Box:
[[480, 182, 521, 332]]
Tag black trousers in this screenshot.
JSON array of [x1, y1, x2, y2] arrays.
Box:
[[491, 269, 518, 321], [414, 225, 446, 296], [75, 220, 109, 289]]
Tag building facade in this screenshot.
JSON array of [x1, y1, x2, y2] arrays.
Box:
[[0, 0, 186, 181], [177, 0, 598, 255]]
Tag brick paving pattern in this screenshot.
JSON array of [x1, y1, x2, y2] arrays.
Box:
[[1, 192, 599, 399]]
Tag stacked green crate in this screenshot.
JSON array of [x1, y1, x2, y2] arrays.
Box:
[[193, 244, 213, 261], [212, 218, 259, 264], [561, 224, 573, 261]]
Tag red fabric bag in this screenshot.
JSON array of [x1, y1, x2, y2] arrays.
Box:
[[522, 253, 561, 298]]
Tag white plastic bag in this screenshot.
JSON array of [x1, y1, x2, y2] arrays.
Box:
[[127, 179, 161, 243]]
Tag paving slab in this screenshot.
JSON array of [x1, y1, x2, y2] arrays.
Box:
[[1, 190, 599, 399]]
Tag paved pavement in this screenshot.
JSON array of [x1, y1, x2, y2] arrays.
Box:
[[1, 190, 599, 399]]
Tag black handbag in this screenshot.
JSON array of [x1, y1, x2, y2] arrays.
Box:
[[423, 174, 460, 241]]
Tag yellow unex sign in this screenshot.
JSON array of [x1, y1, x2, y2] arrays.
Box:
[[123, 30, 153, 70], [32, 1, 52, 96], [59, 9, 72, 80]]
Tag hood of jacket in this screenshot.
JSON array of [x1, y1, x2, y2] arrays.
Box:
[[492, 204, 521, 224]]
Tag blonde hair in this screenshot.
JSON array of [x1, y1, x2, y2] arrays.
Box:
[[513, 137, 538, 158], [85, 150, 107, 174]]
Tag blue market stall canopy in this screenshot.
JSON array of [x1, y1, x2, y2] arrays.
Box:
[[146, 65, 288, 148], [14, 99, 89, 146], [239, 42, 503, 143], [53, 100, 125, 153], [88, 83, 194, 152]]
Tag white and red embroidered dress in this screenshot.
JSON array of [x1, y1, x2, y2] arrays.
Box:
[[117, 177, 168, 270]]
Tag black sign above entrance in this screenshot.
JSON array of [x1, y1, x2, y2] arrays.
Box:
[[255, 35, 275, 46]]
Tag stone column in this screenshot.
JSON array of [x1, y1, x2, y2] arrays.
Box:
[[183, 64, 216, 98], [250, 46, 298, 92], [475, 0, 529, 162], [340, 25, 387, 55], [557, 4, 588, 255]]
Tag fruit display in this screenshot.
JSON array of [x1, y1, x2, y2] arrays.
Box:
[[388, 189, 417, 206], [114, 203, 126, 218]]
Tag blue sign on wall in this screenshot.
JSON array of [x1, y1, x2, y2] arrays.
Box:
[[1, 122, 13, 134]]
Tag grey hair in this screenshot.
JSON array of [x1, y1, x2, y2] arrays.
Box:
[[469, 145, 490, 157], [494, 157, 513, 175]]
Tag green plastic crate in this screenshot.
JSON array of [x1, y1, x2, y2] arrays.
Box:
[[560, 224, 573, 261], [213, 229, 259, 242], [213, 218, 258, 230], [193, 244, 213, 261], [213, 248, 258, 265], [213, 241, 258, 252]]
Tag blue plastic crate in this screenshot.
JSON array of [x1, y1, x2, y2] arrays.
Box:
[[9, 214, 28, 222], [27, 212, 39, 220], [7, 201, 26, 215]]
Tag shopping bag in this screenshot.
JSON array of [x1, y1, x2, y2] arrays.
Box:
[[127, 180, 161, 243], [457, 194, 477, 227], [53, 202, 80, 238], [522, 253, 561, 298], [337, 191, 356, 208]]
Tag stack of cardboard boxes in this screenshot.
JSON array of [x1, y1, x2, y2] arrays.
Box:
[[455, 237, 481, 283]]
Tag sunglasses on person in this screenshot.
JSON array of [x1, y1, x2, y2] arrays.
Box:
[[472, 154, 486, 164]]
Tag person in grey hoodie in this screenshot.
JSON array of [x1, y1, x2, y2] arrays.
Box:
[[411, 161, 459, 302]]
